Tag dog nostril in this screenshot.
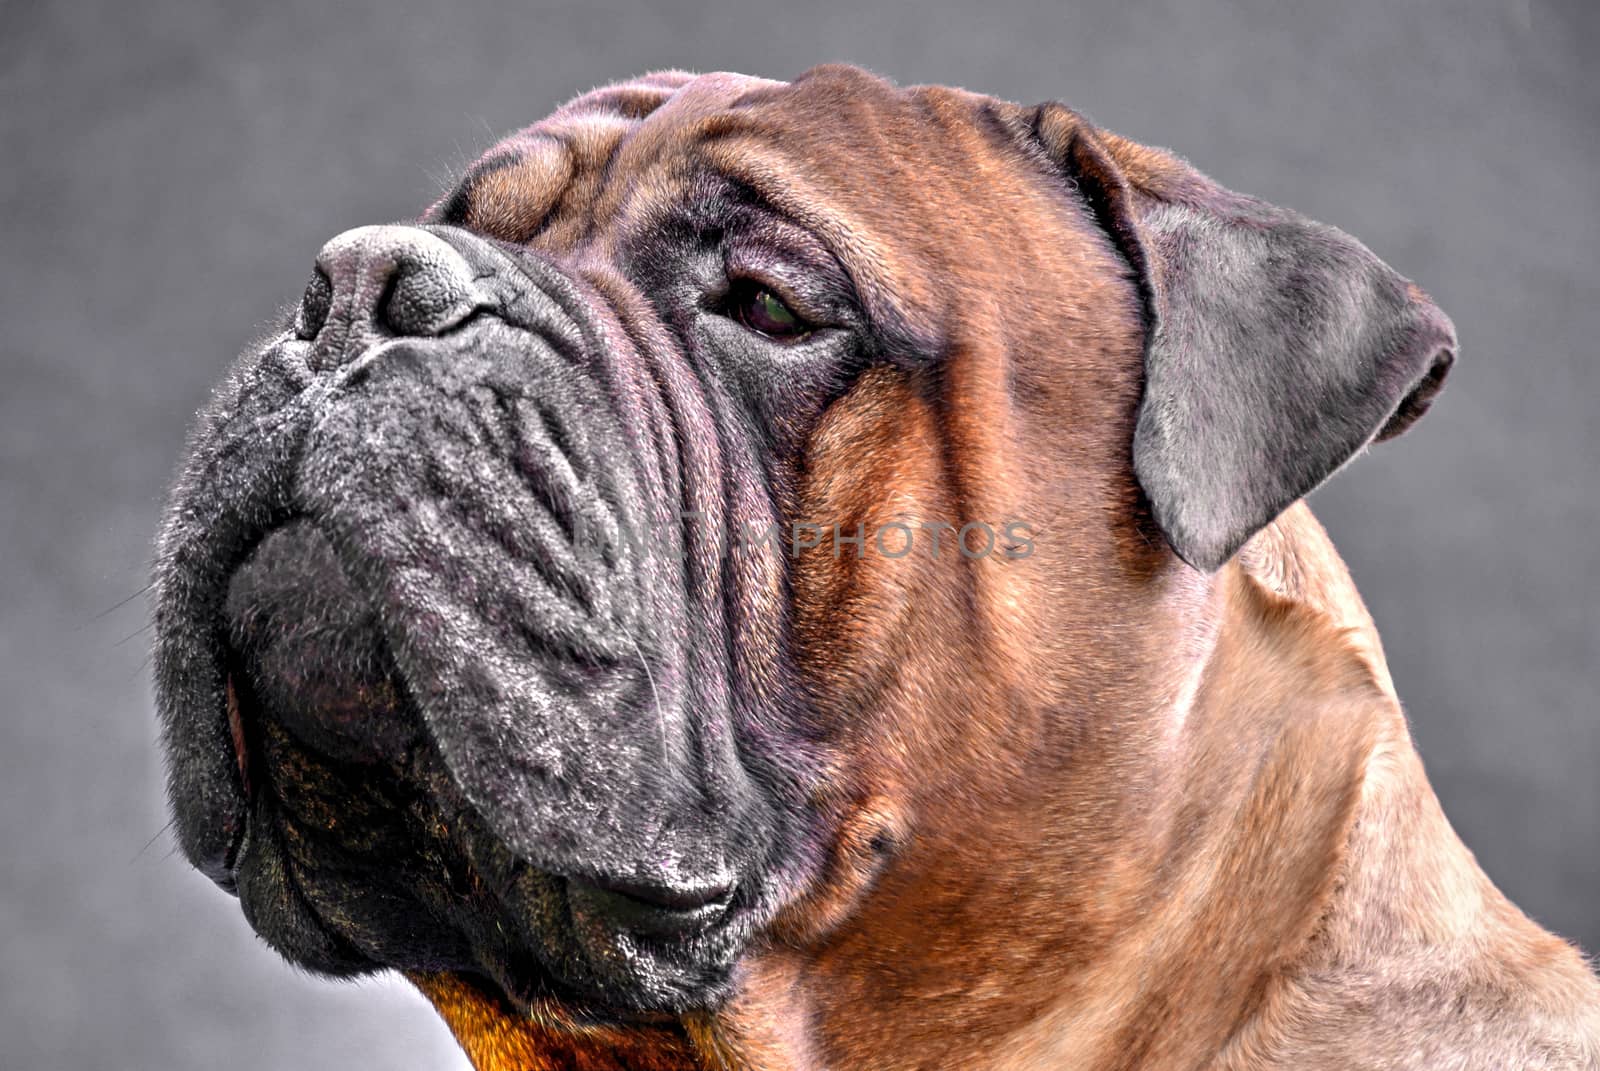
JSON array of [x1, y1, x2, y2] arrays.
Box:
[[304, 225, 486, 366], [295, 267, 333, 340]]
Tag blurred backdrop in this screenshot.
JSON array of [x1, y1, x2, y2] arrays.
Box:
[[2, 0, 1595, 1067]]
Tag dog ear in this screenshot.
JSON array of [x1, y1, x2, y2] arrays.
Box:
[[1023, 103, 1456, 572]]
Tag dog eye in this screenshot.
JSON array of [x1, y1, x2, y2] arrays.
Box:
[[728, 280, 811, 340]]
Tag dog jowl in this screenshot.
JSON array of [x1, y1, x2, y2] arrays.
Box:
[[154, 67, 1600, 1070]]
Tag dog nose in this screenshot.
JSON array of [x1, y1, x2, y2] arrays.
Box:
[[224, 519, 418, 766], [296, 225, 484, 366]]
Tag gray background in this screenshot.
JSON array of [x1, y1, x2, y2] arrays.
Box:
[[2, 0, 1595, 1067]]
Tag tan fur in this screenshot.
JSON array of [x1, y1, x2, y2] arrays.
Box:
[[412, 68, 1600, 1069], [409, 970, 698, 1069]]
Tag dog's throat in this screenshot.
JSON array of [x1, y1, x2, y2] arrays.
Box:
[[407, 972, 705, 1071]]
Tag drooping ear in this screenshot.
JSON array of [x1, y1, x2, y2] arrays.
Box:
[[1023, 103, 1456, 572]]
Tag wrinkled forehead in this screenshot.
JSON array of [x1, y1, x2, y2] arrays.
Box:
[[428, 67, 1011, 326], [429, 71, 772, 241]]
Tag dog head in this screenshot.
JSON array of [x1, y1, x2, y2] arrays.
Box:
[[154, 65, 1453, 1063]]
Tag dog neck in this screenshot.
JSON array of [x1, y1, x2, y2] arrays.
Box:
[[992, 509, 1397, 1069], [413, 505, 1596, 1070], [673, 505, 1398, 1070]]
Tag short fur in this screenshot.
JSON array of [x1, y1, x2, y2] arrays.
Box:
[[153, 66, 1600, 1070]]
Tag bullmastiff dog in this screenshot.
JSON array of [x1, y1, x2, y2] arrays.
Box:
[[153, 66, 1600, 1069]]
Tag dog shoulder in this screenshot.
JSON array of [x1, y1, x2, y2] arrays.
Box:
[[1225, 506, 1600, 1069], [1221, 891, 1600, 1069]]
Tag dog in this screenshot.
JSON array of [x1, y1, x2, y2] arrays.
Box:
[[153, 65, 1600, 1069]]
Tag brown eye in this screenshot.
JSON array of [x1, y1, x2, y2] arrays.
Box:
[[730, 281, 810, 339]]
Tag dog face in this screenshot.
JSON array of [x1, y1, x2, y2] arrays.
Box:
[[155, 65, 1452, 1055]]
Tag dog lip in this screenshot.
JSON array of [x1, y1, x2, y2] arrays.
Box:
[[224, 676, 251, 800], [195, 676, 251, 896], [456, 966, 682, 1029], [568, 875, 738, 937], [583, 873, 737, 914], [179, 525, 288, 896]]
